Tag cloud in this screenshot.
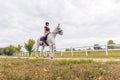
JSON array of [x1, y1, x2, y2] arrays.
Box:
[[0, 0, 120, 49]]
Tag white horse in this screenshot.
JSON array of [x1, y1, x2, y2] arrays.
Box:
[[33, 24, 63, 59]]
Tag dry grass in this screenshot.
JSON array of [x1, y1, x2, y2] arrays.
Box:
[[0, 58, 120, 80], [54, 50, 120, 58]]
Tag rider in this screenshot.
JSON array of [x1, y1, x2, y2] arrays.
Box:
[[43, 22, 50, 45]]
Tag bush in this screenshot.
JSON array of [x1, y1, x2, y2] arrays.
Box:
[[24, 39, 35, 56], [3, 45, 16, 56], [0, 48, 3, 55]]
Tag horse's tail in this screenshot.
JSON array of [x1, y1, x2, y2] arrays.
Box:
[[32, 39, 39, 51]]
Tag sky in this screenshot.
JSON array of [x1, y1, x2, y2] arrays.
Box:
[[0, 0, 120, 49]]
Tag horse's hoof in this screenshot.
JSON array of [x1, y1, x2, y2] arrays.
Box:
[[43, 56, 46, 58], [51, 57, 53, 59]]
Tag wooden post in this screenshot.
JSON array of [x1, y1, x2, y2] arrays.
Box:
[[61, 50, 63, 56], [45, 51, 47, 57], [21, 52, 23, 56], [105, 45, 108, 56], [71, 47, 73, 56], [85, 48, 88, 56], [40, 51, 41, 56]]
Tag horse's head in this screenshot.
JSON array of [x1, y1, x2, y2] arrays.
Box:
[[56, 24, 63, 35]]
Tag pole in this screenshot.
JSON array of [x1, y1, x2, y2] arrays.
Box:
[[71, 47, 73, 56], [105, 45, 108, 56], [61, 50, 63, 56], [85, 48, 88, 56]]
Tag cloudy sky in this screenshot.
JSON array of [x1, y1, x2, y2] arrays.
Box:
[[0, 0, 120, 49]]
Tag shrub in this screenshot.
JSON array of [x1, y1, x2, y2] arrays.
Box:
[[0, 48, 3, 55], [3, 45, 16, 56]]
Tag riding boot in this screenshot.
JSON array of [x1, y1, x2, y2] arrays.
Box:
[[42, 37, 46, 46]]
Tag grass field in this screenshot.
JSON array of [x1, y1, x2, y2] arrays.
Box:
[[54, 50, 120, 58], [0, 58, 120, 80], [17, 50, 120, 59]]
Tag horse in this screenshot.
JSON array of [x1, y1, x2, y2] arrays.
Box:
[[33, 24, 63, 59]]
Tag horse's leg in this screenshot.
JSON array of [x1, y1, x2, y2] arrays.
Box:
[[34, 39, 40, 56], [49, 44, 54, 59], [36, 45, 39, 52], [32, 43, 37, 57], [51, 39, 55, 58], [41, 46, 45, 58], [52, 44, 55, 57], [36, 44, 40, 57]]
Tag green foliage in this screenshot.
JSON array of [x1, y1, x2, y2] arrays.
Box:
[[73, 48, 76, 51], [55, 60, 94, 65], [2, 44, 22, 56], [0, 48, 3, 55], [24, 39, 35, 56], [107, 40, 115, 49], [65, 48, 70, 51], [3, 45, 16, 56], [28, 59, 44, 63], [24, 76, 32, 80], [65, 48, 76, 51], [94, 44, 102, 50], [107, 40, 115, 44], [15, 44, 22, 53]]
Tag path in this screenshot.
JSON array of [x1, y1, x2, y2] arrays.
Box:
[[0, 56, 120, 62]]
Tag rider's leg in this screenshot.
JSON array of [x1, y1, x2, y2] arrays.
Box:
[[43, 33, 47, 45], [43, 33, 49, 46]]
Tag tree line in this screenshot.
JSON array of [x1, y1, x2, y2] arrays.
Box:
[[0, 39, 119, 55], [94, 40, 118, 50], [0, 39, 35, 56], [65, 40, 119, 51]]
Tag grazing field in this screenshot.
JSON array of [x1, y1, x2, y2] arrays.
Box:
[[0, 58, 120, 80]]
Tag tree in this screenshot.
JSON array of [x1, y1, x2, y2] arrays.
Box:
[[73, 48, 76, 51], [0, 48, 3, 55], [94, 44, 102, 50], [65, 48, 76, 51], [15, 44, 22, 53], [3, 45, 16, 56], [107, 40, 115, 49], [65, 48, 70, 51], [24, 39, 35, 56]]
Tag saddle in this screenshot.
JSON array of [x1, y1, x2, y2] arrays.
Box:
[[40, 33, 49, 46]]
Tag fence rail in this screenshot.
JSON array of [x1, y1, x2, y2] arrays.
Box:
[[8, 44, 120, 57], [53, 44, 120, 56]]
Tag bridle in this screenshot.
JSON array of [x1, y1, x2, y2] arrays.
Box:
[[51, 28, 63, 34]]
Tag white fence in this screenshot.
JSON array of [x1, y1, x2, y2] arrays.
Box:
[[13, 44, 120, 57], [56, 44, 120, 57]]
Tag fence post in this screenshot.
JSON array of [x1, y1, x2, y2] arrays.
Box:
[[45, 51, 48, 57], [36, 51, 38, 57], [34, 51, 35, 57], [61, 50, 63, 56], [40, 51, 41, 56], [71, 47, 74, 56], [21, 52, 23, 56], [28, 53, 29, 56], [85, 48, 88, 56], [105, 45, 108, 56]]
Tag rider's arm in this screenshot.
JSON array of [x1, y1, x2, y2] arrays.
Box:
[[44, 26, 47, 33]]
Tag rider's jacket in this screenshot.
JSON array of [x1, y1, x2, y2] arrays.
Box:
[[44, 26, 50, 33]]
